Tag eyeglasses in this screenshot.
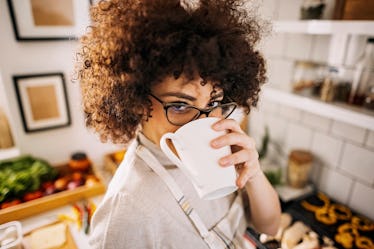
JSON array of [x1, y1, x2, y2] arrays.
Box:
[[149, 93, 237, 126]]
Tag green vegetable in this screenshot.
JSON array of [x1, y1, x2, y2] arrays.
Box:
[[0, 155, 57, 203]]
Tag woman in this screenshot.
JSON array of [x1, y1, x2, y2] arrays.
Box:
[[77, 0, 281, 248]]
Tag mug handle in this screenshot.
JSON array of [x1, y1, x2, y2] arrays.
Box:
[[160, 133, 201, 186]]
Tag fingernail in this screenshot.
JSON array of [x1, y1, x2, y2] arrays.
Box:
[[211, 140, 220, 148], [219, 158, 231, 166]]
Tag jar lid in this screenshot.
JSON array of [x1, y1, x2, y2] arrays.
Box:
[[289, 150, 313, 164], [71, 152, 87, 160]]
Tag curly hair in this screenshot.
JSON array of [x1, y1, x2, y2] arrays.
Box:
[[77, 0, 267, 144]]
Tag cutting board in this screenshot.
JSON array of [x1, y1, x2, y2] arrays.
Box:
[[22, 221, 78, 249]]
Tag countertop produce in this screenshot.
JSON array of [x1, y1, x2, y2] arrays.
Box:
[[0, 156, 57, 207], [0, 155, 102, 212]]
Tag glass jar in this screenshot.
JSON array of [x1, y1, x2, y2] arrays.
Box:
[[68, 152, 91, 171], [287, 150, 313, 189], [300, 0, 326, 20], [320, 66, 339, 102], [364, 85, 374, 110], [349, 37, 374, 106], [292, 61, 320, 96]]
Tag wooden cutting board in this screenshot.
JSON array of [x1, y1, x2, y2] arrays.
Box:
[[22, 221, 78, 249]]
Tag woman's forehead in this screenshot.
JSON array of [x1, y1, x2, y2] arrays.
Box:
[[153, 74, 222, 96]]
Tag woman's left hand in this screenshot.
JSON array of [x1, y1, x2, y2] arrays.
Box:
[[211, 118, 261, 188]]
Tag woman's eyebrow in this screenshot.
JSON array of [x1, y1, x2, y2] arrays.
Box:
[[159, 91, 224, 101], [159, 92, 196, 101]]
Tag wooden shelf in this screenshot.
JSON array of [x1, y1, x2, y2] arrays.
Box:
[[262, 87, 374, 130], [274, 20, 374, 35]]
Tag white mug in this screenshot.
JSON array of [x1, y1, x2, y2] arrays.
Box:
[[160, 117, 238, 200]]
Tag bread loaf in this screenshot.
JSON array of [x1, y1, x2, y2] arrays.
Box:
[[30, 223, 67, 249]]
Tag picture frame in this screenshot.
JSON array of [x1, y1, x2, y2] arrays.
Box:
[[7, 0, 91, 41], [13, 73, 71, 133]]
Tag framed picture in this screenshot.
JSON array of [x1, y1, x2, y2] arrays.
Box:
[[13, 73, 71, 133], [7, 0, 91, 41]]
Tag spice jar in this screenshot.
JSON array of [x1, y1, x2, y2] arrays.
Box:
[[320, 67, 338, 102], [364, 85, 374, 110], [300, 0, 326, 20], [287, 150, 313, 188], [68, 152, 91, 171], [292, 61, 319, 96], [349, 38, 374, 106]]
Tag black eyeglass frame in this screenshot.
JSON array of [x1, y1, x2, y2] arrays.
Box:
[[149, 93, 237, 126]]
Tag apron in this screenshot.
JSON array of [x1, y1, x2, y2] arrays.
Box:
[[136, 145, 254, 249]]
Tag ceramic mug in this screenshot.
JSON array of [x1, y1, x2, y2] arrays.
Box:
[[160, 117, 238, 200]]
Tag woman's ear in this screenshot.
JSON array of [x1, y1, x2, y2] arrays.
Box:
[[139, 105, 153, 122]]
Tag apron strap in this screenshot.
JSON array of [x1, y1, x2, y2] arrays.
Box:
[[136, 145, 212, 240]]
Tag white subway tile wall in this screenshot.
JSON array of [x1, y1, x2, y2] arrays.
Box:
[[261, 33, 286, 58], [277, 0, 300, 20], [284, 122, 313, 153], [331, 121, 367, 144], [318, 166, 353, 204], [349, 182, 374, 220], [311, 132, 343, 168], [309, 162, 322, 187], [284, 34, 313, 61], [258, 0, 279, 20], [249, 108, 266, 135], [266, 58, 294, 89], [310, 35, 331, 63], [258, 97, 280, 114], [302, 112, 332, 132], [252, 0, 374, 220], [279, 105, 302, 121], [366, 131, 374, 149], [266, 115, 288, 144], [340, 143, 374, 184]]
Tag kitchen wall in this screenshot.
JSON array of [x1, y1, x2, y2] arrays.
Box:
[[250, 0, 374, 219], [0, 0, 120, 165]]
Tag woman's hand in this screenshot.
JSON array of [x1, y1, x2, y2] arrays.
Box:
[[211, 118, 261, 188]]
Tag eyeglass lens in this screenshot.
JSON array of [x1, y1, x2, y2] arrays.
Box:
[[166, 103, 236, 126]]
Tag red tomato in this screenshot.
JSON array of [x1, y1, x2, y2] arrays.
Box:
[[72, 172, 83, 182], [42, 181, 54, 190], [23, 190, 43, 202], [1, 199, 21, 209]]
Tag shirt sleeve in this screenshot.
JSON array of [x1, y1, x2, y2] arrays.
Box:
[[89, 193, 157, 249]]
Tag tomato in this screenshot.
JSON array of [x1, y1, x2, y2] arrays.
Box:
[[1, 199, 21, 209], [72, 172, 83, 182], [23, 190, 43, 202], [42, 181, 54, 190]]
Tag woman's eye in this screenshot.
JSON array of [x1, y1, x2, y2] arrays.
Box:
[[169, 104, 189, 113], [208, 101, 221, 108]]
